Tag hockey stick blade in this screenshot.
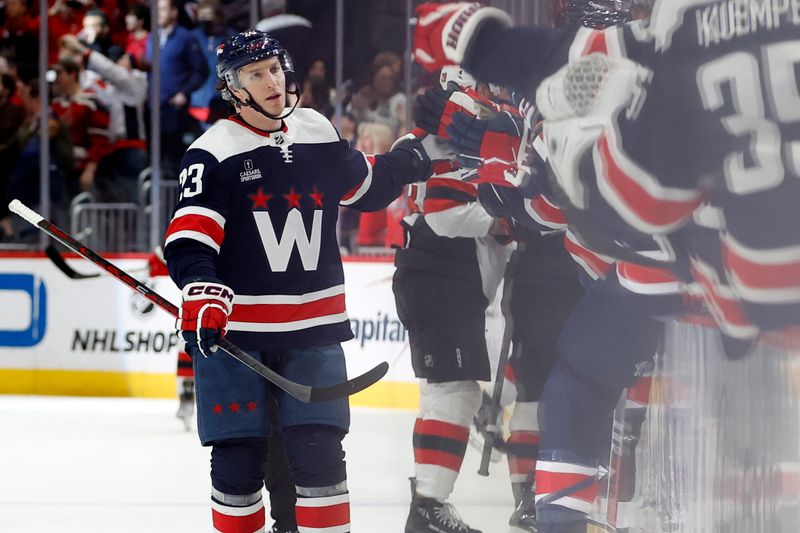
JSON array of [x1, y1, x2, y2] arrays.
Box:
[[45, 244, 101, 279], [46, 244, 150, 281], [9, 199, 389, 403]]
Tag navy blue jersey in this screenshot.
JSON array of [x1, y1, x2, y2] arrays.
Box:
[[468, 1, 800, 337], [164, 108, 411, 350]]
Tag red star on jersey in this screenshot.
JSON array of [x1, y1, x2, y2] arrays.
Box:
[[249, 187, 272, 210], [246, 401, 257, 412], [229, 402, 241, 413], [212, 404, 223, 414], [284, 187, 302, 209], [310, 187, 324, 207]]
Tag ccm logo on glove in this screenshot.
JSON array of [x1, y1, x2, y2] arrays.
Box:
[[179, 281, 235, 357], [186, 284, 234, 300]]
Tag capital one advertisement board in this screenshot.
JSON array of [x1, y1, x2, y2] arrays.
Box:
[[0, 254, 418, 408]]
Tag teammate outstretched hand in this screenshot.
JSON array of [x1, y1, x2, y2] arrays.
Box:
[[178, 280, 234, 357], [446, 110, 526, 186], [390, 128, 435, 184], [415, 83, 497, 139]]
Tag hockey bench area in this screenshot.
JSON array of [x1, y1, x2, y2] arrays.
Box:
[[1, 253, 799, 532]]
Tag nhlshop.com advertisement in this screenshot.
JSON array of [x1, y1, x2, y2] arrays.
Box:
[[0, 254, 418, 408]]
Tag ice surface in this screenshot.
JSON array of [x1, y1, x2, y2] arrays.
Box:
[[0, 396, 514, 532]]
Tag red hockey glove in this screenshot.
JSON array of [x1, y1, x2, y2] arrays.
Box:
[[446, 110, 528, 187], [413, 2, 512, 72], [415, 84, 499, 139], [178, 280, 234, 357]]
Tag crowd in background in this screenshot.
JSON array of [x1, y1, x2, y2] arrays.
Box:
[[0, 0, 417, 253]]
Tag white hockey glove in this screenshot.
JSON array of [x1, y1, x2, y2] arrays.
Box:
[[536, 52, 652, 208], [413, 2, 512, 72], [178, 280, 234, 357]]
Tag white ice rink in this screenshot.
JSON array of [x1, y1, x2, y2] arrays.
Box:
[[0, 395, 514, 533]]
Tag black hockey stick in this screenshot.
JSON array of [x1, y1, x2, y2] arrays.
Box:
[[9, 199, 389, 403], [478, 241, 526, 476], [45, 244, 151, 280], [45, 244, 101, 279]]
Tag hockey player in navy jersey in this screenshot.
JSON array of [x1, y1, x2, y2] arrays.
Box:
[[412, 2, 800, 532], [411, 0, 800, 342], [164, 30, 434, 533]]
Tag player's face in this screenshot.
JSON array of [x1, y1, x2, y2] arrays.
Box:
[[236, 57, 286, 115]]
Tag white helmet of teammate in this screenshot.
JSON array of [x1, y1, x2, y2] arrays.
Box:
[[439, 65, 477, 90]]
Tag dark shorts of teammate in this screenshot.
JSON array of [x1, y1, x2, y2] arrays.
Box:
[[393, 264, 491, 383], [509, 242, 586, 403]]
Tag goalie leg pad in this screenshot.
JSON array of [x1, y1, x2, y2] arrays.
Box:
[[413, 380, 482, 500]]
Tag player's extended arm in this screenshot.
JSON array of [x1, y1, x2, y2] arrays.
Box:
[[340, 129, 434, 212]]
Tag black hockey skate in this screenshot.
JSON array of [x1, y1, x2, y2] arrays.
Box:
[[269, 527, 299, 533], [176, 378, 195, 432], [405, 478, 481, 533], [508, 489, 537, 532]]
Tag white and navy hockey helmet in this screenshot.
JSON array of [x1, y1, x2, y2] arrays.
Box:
[[216, 30, 299, 102], [438, 65, 477, 90]]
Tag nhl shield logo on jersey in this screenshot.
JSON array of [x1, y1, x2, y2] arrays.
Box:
[[240, 159, 262, 182]]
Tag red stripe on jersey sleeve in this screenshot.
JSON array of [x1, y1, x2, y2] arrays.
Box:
[[597, 133, 702, 231], [723, 243, 800, 291], [165, 215, 225, 247], [563, 234, 614, 278], [341, 155, 376, 202], [617, 262, 679, 284], [530, 195, 567, 227]]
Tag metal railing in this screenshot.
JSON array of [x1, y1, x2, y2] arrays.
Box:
[[70, 203, 144, 253]]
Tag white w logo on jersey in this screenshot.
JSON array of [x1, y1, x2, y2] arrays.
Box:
[[253, 210, 322, 272]]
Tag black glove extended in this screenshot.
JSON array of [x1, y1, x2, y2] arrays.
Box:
[[390, 129, 434, 184]]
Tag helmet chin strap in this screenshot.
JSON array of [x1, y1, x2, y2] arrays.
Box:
[[238, 86, 300, 122]]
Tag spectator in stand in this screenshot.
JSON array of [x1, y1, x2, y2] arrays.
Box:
[[60, 33, 148, 203], [150, 0, 209, 175], [2, 78, 71, 242], [300, 75, 333, 118], [347, 52, 407, 136], [43, 0, 86, 64], [0, 73, 27, 234], [189, 0, 236, 125], [124, 3, 150, 70], [0, 0, 38, 80], [78, 8, 124, 62], [255, 0, 312, 82], [50, 57, 111, 199], [353, 121, 405, 250]]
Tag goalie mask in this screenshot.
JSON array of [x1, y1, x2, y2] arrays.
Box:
[[216, 30, 301, 120]]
